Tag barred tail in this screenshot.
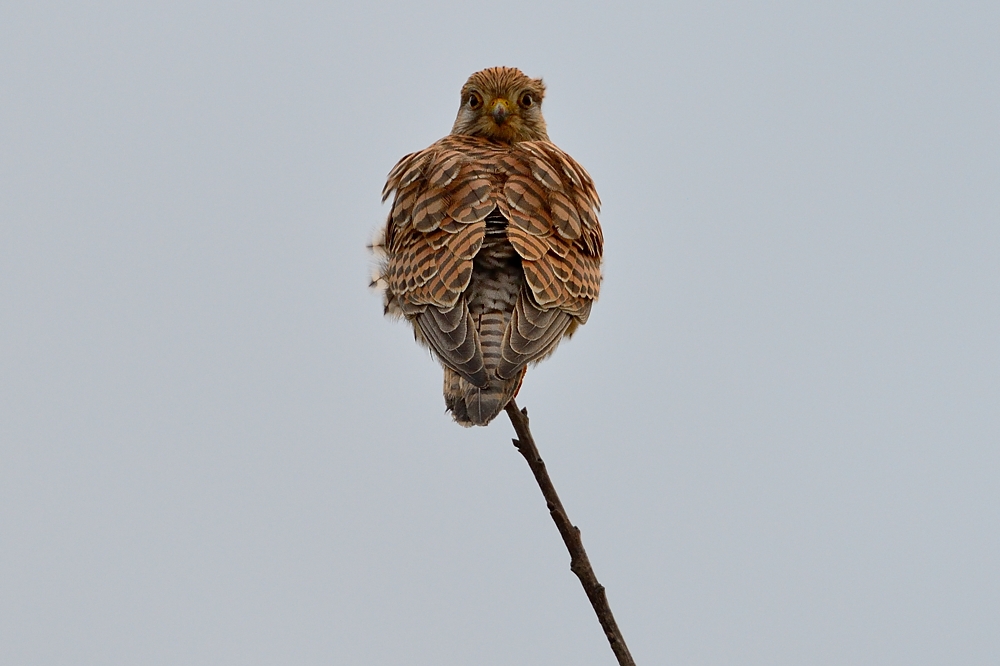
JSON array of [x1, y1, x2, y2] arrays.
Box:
[[443, 366, 525, 427], [443, 310, 523, 427]]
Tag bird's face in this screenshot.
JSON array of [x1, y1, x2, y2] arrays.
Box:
[[451, 67, 548, 143]]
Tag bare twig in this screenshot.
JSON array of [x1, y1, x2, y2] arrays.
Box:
[[504, 399, 636, 666]]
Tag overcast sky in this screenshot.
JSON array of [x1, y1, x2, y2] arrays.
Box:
[[2, 2, 998, 665]]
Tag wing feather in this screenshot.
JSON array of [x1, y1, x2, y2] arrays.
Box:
[[497, 288, 573, 378], [379, 134, 603, 383], [415, 301, 488, 387]]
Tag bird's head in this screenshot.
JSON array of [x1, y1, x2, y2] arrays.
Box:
[[451, 67, 548, 143]]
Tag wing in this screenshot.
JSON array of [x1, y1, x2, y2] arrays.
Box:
[[495, 140, 603, 376], [380, 135, 603, 384], [381, 136, 496, 387]]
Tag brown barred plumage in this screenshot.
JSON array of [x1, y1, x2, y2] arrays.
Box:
[[373, 67, 602, 426]]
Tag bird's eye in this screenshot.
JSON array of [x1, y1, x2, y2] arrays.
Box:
[[468, 93, 482, 109], [519, 93, 533, 108]]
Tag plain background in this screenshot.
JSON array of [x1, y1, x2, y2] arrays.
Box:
[[2, 2, 998, 664]]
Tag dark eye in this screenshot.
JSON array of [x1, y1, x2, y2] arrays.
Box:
[[468, 93, 482, 109], [519, 93, 533, 108]]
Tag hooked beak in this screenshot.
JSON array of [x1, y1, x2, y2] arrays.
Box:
[[490, 99, 510, 125]]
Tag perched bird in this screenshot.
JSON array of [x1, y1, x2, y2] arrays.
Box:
[[373, 67, 603, 426]]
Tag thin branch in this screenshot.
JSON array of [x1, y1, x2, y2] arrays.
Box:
[[504, 399, 636, 666]]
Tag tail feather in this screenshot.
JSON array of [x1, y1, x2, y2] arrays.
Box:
[[444, 367, 525, 427], [441, 214, 526, 427]]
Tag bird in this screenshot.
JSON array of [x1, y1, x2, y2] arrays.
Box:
[[372, 67, 602, 427]]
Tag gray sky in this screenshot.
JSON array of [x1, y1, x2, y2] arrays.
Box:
[[2, 2, 998, 664]]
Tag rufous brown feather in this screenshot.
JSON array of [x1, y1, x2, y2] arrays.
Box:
[[373, 67, 602, 426]]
